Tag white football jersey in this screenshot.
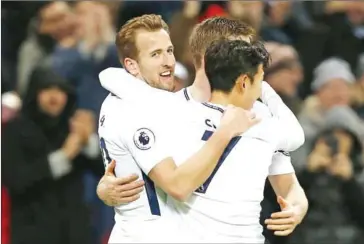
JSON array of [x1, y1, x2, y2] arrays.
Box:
[[168, 88, 295, 243], [98, 94, 184, 242], [98, 69, 300, 243], [166, 100, 294, 243]]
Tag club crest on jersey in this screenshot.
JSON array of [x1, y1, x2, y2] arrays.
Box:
[[133, 128, 155, 150]]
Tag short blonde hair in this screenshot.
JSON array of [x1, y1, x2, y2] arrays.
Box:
[[115, 14, 169, 61], [189, 17, 256, 69]]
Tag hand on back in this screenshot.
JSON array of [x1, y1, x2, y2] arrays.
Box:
[[219, 105, 260, 138], [97, 160, 145, 206]]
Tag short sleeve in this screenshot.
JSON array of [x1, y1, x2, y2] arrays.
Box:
[[268, 151, 295, 176], [124, 115, 174, 175]]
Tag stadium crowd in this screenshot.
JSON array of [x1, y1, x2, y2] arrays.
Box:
[[2, 1, 364, 244]]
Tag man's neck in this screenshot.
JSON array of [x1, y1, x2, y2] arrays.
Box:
[[189, 69, 211, 102], [209, 92, 231, 107], [210, 92, 251, 110]]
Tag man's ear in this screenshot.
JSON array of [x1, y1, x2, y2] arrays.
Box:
[[123, 58, 139, 76], [236, 74, 249, 92]]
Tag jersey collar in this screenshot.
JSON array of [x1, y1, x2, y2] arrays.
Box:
[[201, 102, 225, 114]]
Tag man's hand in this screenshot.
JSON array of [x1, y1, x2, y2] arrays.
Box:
[[97, 160, 145, 206], [62, 133, 84, 160], [265, 196, 302, 236], [306, 139, 332, 172], [220, 105, 260, 138], [70, 110, 95, 144], [328, 154, 354, 180]]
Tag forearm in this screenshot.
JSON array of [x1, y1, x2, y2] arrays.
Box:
[[261, 82, 305, 151], [284, 180, 308, 223], [96, 176, 115, 206], [270, 174, 308, 223], [152, 128, 233, 201]]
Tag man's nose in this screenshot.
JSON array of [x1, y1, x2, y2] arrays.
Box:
[[163, 53, 175, 66]]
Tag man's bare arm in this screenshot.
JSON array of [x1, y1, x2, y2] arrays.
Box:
[[266, 173, 308, 236]]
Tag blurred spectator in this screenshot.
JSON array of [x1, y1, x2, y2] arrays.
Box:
[[117, 1, 181, 27], [1, 92, 22, 244], [2, 66, 103, 244], [321, 1, 364, 76], [294, 58, 361, 168], [2, 2, 45, 92], [17, 2, 77, 96], [299, 58, 356, 142], [260, 1, 293, 44], [351, 54, 364, 118], [265, 42, 303, 114], [291, 106, 364, 244], [50, 2, 121, 242], [51, 1, 120, 114]]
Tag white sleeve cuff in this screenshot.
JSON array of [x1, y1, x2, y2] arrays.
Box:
[[48, 149, 72, 179], [268, 151, 295, 175], [83, 133, 100, 159]]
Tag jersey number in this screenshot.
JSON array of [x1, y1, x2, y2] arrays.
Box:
[[195, 130, 241, 194], [100, 138, 112, 167], [99, 137, 160, 216]]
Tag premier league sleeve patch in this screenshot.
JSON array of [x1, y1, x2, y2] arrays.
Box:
[[133, 128, 156, 150]]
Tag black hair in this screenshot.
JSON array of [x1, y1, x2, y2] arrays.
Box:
[[204, 40, 270, 92]]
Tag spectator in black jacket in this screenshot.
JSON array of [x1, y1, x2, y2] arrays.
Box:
[[290, 106, 364, 244], [1, 66, 104, 244]]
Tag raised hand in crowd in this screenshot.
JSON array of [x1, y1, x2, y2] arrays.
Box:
[[306, 139, 332, 172], [70, 109, 95, 145], [62, 132, 84, 160], [328, 154, 354, 180]]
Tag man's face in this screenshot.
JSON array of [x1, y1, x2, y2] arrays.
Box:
[[38, 87, 68, 117], [318, 79, 351, 109], [133, 29, 176, 92], [39, 2, 76, 40]]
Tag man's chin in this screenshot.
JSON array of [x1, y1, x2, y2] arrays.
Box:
[[161, 84, 175, 92], [157, 81, 175, 92]]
